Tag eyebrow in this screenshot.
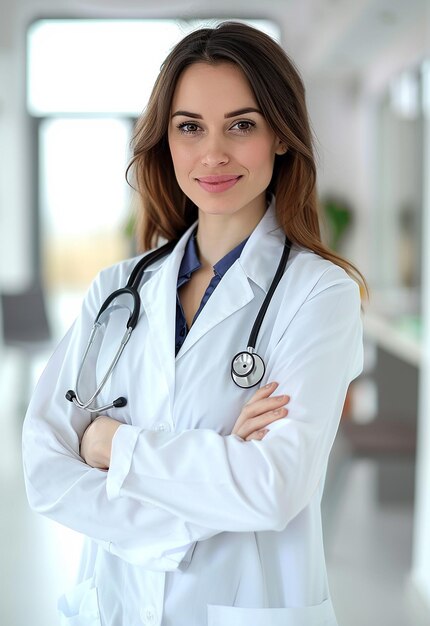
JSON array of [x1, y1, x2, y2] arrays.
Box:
[[171, 107, 263, 119]]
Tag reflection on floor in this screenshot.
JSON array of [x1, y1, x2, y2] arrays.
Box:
[[0, 358, 427, 626], [323, 460, 420, 626]]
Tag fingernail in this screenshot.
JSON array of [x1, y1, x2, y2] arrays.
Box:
[[265, 382, 277, 389]]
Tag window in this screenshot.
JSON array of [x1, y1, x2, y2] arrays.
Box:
[[27, 19, 280, 115]]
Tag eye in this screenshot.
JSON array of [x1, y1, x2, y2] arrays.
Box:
[[176, 122, 201, 135], [231, 120, 256, 134]]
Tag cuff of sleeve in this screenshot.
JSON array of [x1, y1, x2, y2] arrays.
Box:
[[106, 424, 142, 500]]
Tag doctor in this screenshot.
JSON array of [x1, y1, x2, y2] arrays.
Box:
[[22, 21, 366, 626]]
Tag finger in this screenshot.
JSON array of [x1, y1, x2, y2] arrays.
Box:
[[245, 381, 279, 405], [233, 395, 290, 434], [238, 407, 289, 440], [245, 429, 269, 442], [242, 394, 290, 418]]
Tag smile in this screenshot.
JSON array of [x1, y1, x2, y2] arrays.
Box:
[[196, 176, 242, 193]]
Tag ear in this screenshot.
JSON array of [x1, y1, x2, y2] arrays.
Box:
[[275, 140, 287, 155]]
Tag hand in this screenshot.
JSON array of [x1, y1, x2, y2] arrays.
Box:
[[80, 416, 123, 469], [231, 382, 290, 441]]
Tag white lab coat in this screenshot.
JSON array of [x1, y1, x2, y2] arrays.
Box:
[[22, 197, 364, 626]]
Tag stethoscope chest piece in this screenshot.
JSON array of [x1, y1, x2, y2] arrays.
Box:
[[231, 349, 265, 388]]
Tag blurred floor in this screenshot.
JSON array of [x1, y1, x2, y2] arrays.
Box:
[[0, 355, 427, 626], [323, 459, 421, 626]]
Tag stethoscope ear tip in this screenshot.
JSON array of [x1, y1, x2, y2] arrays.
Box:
[[65, 390, 76, 403], [113, 397, 127, 408]]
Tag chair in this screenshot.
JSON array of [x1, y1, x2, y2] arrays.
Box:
[[0, 281, 52, 411], [339, 418, 416, 458]]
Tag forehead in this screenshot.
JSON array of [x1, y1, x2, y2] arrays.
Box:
[[171, 62, 257, 111]]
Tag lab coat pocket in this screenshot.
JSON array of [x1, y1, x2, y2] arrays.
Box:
[[207, 597, 337, 626], [58, 578, 101, 626]]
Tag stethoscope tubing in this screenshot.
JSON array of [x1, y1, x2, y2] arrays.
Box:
[[66, 231, 292, 410], [247, 237, 292, 349], [71, 326, 133, 411], [66, 241, 178, 413]]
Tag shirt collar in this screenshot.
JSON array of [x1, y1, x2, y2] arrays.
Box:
[[238, 194, 291, 293], [153, 193, 292, 295], [178, 227, 201, 280], [178, 226, 250, 281]]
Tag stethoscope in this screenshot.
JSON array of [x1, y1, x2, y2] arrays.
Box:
[[66, 233, 292, 413]]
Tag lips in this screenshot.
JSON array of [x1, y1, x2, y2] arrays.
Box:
[[196, 175, 242, 193]]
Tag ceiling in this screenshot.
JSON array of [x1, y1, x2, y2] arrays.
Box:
[[0, 0, 428, 80], [289, 0, 429, 79]]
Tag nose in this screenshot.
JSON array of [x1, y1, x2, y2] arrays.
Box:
[[201, 135, 230, 167]]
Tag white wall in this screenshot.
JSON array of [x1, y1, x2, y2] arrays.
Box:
[[411, 59, 430, 611], [306, 77, 373, 274]]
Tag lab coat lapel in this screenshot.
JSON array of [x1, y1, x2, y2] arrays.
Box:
[[175, 260, 255, 360], [138, 197, 285, 394], [176, 197, 284, 361], [138, 223, 197, 410]]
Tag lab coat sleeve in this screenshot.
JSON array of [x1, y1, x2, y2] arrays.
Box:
[[106, 266, 364, 532], [22, 269, 219, 571]]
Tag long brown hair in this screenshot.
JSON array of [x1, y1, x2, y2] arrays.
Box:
[[126, 21, 368, 298]]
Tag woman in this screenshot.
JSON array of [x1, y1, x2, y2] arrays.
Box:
[[22, 21, 366, 626]]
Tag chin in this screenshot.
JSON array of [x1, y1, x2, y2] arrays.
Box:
[[197, 204, 243, 217], [198, 194, 253, 210]]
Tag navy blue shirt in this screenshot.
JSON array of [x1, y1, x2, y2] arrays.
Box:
[[175, 227, 249, 356]]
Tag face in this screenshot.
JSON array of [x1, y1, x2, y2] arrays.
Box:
[[167, 62, 285, 219]]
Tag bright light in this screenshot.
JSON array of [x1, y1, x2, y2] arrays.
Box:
[[28, 20, 184, 114], [27, 19, 280, 115], [40, 118, 131, 236], [389, 70, 420, 119]]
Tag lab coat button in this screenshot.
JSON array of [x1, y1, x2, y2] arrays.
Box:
[[155, 422, 170, 432], [141, 606, 156, 624]]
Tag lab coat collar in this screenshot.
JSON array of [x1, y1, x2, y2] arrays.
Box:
[[138, 221, 200, 409], [140, 194, 284, 292], [238, 195, 285, 294], [138, 195, 285, 404]]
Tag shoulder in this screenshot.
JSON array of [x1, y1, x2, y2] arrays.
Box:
[[276, 243, 362, 322], [97, 251, 152, 285], [289, 243, 359, 297], [103, 244, 171, 283], [82, 248, 162, 310], [270, 244, 363, 353]]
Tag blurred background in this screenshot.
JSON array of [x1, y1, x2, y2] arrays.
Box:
[[0, 1, 429, 625]]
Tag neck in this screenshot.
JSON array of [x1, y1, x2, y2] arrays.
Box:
[[195, 197, 269, 270]]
